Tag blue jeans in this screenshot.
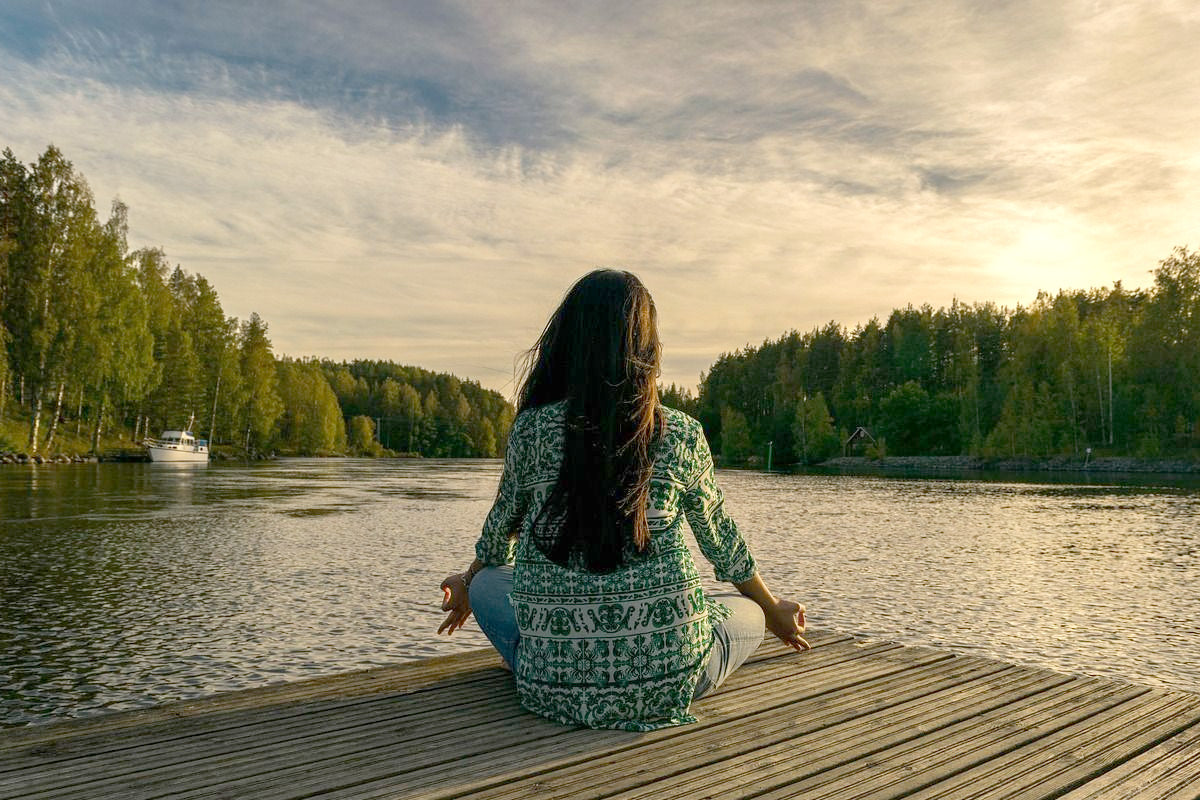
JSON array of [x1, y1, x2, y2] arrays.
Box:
[[468, 566, 765, 698], [468, 566, 522, 670]]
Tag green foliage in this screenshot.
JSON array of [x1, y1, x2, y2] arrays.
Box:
[[719, 406, 753, 464], [316, 360, 512, 458], [377, 377, 403, 449], [0, 144, 517, 459], [660, 382, 699, 416], [1135, 432, 1162, 459], [154, 324, 201, 427], [1127, 248, 1200, 451], [878, 382, 929, 456], [239, 313, 283, 454], [348, 414, 379, 455], [792, 392, 839, 463], [277, 359, 346, 455], [2, 146, 100, 450], [395, 382, 423, 452], [695, 254, 1199, 462], [473, 416, 499, 457]]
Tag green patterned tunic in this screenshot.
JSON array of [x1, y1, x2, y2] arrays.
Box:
[[474, 402, 758, 731]]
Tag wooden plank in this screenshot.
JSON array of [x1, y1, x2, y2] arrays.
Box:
[[1004, 698, 1200, 800], [751, 682, 1175, 800], [907, 692, 1200, 800], [392, 658, 1050, 800], [403, 657, 1030, 800], [245, 646, 964, 800], [0, 648, 507, 753], [748, 630, 856, 661], [1057, 720, 1200, 800], [5, 703, 561, 800], [0, 678, 532, 798], [605, 676, 1131, 800], [0, 673, 519, 776]]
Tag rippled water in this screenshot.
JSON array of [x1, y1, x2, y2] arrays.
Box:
[[1, 460, 1197, 726]]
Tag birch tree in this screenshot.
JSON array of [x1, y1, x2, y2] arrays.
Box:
[[0, 150, 21, 419], [3, 147, 99, 451]]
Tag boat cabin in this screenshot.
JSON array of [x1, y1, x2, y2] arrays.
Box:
[[151, 430, 209, 450]]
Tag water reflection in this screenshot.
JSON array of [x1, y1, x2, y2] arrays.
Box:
[[1, 460, 1198, 726]]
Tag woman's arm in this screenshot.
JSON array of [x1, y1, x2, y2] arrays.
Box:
[[678, 417, 809, 651], [733, 572, 810, 651]]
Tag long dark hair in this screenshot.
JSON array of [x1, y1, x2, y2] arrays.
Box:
[[517, 269, 664, 573]]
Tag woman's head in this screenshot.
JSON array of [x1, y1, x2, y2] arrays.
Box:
[[518, 269, 661, 414], [518, 269, 664, 573]]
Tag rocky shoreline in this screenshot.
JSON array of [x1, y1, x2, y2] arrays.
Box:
[[0, 449, 280, 465], [819, 455, 1200, 473], [0, 452, 98, 465]]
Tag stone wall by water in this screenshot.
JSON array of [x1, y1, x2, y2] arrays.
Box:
[[822, 455, 1200, 473]]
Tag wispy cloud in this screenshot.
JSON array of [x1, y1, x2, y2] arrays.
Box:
[[2, 1, 1198, 393]]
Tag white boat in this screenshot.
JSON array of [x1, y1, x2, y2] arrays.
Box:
[[144, 430, 210, 462]]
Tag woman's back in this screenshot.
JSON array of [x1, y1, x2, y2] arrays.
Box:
[[476, 401, 758, 730]]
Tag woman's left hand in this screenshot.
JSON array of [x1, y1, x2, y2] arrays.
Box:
[[438, 573, 473, 635], [764, 598, 810, 652]]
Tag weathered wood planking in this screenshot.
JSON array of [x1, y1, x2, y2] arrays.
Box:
[[2, 631, 1198, 800]]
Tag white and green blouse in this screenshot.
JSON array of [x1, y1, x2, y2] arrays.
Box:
[[474, 401, 758, 731]]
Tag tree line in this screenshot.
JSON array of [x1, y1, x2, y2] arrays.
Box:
[[682, 248, 1200, 465], [7, 144, 1197, 466], [1, 144, 513, 457]]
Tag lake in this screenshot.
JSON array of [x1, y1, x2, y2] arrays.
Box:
[[1, 459, 1197, 726]]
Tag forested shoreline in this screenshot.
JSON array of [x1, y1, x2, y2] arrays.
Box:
[[1, 145, 513, 460], [4, 143, 1198, 467], [679, 248, 1200, 467]]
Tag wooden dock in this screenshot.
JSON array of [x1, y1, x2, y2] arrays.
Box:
[[3, 631, 1200, 799]]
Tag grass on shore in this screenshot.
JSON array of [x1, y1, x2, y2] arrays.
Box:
[[0, 413, 140, 456]]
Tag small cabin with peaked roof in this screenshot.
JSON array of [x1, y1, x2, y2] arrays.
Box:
[[843, 426, 876, 456]]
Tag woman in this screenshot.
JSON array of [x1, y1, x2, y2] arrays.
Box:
[[439, 269, 808, 731]]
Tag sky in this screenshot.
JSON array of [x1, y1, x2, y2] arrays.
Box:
[[2, 1, 1199, 396]]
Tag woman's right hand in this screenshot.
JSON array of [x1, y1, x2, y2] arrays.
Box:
[[764, 598, 809, 652], [438, 573, 473, 635]]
